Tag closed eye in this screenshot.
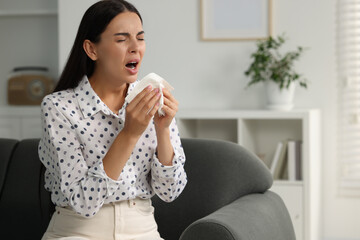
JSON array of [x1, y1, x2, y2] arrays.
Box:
[[137, 31, 145, 41]]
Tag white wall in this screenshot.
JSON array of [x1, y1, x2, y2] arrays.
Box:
[[58, 0, 97, 73], [58, 0, 359, 239]]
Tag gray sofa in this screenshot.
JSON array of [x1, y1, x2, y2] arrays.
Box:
[[0, 138, 295, 240]]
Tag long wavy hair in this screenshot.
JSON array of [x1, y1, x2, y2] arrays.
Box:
[[53, 0, 142, 92]]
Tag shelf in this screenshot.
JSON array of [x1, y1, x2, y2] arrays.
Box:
[[274, 180, 304, 187], [0, 106, 41, 117], [0, 10, 57, 17], [177, 108, 320, 119]]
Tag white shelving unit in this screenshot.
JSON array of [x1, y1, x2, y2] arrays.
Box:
[[0, 10, 57, 17], [0, 0, 58, 107], [0, 1, 57, 139], [0, 106, 41, 139], [176, 109, 321, 240]]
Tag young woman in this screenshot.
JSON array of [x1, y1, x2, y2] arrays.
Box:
[[38, 1, 187, 239]]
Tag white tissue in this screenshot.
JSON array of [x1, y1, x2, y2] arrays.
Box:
[[125, 73, 174, 116]]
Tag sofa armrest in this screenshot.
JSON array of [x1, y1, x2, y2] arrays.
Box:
[[179, 191, 296, 240]]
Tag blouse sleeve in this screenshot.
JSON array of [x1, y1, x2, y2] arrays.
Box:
[[150, 119, 188, 202], [38, 97, 121, 218]]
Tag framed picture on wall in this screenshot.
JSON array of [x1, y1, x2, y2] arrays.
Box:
[[201, 0, 272, 41]]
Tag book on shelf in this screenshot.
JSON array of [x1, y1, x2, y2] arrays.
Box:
[[270, 141, 283, 176], [270, 139, 302, 180], [282, 159, 289, 180], [296, 141, 303, 180], [270, 140, 288, 180], [287, 140, 296, 181], [287, 140, 303, 181]]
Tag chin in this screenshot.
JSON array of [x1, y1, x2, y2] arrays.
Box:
[[127, 74, 139, 83]]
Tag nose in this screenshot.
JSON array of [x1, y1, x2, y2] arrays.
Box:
[[128, 38, 140, 54]]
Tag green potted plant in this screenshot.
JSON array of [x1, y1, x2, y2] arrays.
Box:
[[244, 34, 307, 110]]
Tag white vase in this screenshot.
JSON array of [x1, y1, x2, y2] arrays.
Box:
[[265, 80, 296, 110]]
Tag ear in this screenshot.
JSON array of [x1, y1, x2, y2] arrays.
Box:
[[83, 40, 98, 61]]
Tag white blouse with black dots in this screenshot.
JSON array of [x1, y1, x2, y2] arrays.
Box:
[[38, 76, 187, 218]]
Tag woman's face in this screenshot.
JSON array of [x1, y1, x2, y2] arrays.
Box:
[[92, 11, 145, 85]]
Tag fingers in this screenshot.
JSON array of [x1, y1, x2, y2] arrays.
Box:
[[127, 85, 153, 109], [162, 88, 178, 105], [138, 89, 161, 115], [128, 86, 159, 112], [154, 89, 178, 119], [162, 89, 178, 112], [124, 86, 162, 137], [128, 87, 177, 120], [148, 102, 160, 116], [159, 104, 176, 117], [163, 96, 178, 112]]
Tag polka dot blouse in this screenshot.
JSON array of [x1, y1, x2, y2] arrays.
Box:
[[38, 76, 187, 218]]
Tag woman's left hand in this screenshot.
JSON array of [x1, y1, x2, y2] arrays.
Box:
[[154, 88, 178, 130]]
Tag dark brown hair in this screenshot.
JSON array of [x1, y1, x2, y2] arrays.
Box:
[[54, 0, 142, 92]]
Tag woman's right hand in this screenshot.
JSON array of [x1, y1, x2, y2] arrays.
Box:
[[122, 85, 161, 139]]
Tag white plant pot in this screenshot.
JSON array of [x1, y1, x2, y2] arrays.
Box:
[[265, 80, 296, 110]]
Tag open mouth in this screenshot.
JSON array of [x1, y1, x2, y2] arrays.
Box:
[[125, 61, 139, 70]]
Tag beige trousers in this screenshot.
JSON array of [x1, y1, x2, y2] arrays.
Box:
[[42, 198, 164, 240]]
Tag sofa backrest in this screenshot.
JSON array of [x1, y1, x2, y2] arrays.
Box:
[[0, 139, 54, 239], [153, 138, 273, 240], [0, 138, 18, 195]]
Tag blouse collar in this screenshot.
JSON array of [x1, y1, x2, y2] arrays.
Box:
[[74, 76, 136, 119]]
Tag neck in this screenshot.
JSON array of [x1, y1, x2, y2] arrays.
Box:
[[88, 73, 128, 114]]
